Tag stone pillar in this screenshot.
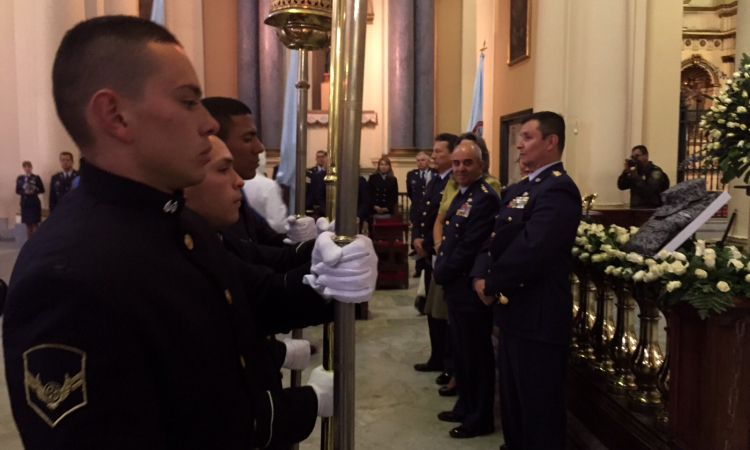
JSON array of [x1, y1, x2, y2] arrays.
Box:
[[257, 0, 285, 148], [237, 0, 261, 132], [414, 0, 434, 148], [388, 0, 415, 150], [727, 1, 750, 241]]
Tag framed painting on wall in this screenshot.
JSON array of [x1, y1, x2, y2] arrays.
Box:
[[508, 0, 531, 66], [499, 109, 533, 187]]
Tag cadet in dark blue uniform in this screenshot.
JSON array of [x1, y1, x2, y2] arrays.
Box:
[[407, 151, 434, 277], [433, 141, 500, 439], [472, 112, 581, 450], [15, 161, 44, 239], [368, 156, 399, 215], [3, 17, 375, 449], [306, 150, 328, 215], [411, 134, 456, 375], [49, 151, 79, 213]]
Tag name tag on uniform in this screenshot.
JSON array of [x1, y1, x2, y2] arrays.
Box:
[[457, 203, 472, 217], [508, 193, 529, 209]]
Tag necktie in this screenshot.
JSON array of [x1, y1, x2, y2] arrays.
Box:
[[420, 171, 425, 180]]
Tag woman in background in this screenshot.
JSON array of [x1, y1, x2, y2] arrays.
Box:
[[16, 161, 45, 238], [368, 156, 399, 215]]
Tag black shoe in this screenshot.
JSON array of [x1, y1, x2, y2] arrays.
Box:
[[439, 385, 457, 397], [435, 372, 451, 385], [310, 344, 317, 356], [499, 445, 508, 450], [412, 271, 422, 278], [449, 425, 494, 439], [437, 411, 461, 423], [414, 362, 442, 372]]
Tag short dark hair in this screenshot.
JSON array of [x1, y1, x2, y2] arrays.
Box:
[[316, 150, 328, 157], [59, 152, 74, 160], [435, 133, 459, 152], [522, 111, 566, 152], [22, 161, 32, 168], [201, 97, 253, 142], [632, 145, 648, 155], [53, 16, 181, 149]]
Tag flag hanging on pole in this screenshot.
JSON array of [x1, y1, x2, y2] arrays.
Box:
[[150, 0, 165, 25], [466, 53, 484, 135], [276, 50, 301, 212]]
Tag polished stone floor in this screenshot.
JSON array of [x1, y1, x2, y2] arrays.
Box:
[[0, 240, 504, 449]]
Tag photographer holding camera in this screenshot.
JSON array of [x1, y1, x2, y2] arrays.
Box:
[[617, 145, 669, 208]]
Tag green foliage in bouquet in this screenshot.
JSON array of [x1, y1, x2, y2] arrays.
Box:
[[699, 53, 750, 184]]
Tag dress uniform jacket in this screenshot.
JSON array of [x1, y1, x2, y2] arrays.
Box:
[[471, 162, 581, 344], [306, 166, 327, 213], [357, 176, 372, 224], [3, 160, 325, 450], [617, 161, 669, 208], [406, 168, 433, 225], [411, 171, 452, 256], [228, 198, 287, 247], [49, 170, 79, 212], [15, 174, 44, 225], [367, 173, 398, 214], [433, 177, 501, 312]]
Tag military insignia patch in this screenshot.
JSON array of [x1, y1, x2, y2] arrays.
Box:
[[535, 178, 541, 182], [457, 203, 472, 217], [553, 171, 562, 177], [23, 344, 88, 428], [508, 193, 529, 209], [652, 170, 662, 180]]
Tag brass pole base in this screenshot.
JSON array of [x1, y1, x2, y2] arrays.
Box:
[[589, 360, 615, 379], [607, 374, 637, 395], [628, 389, 662, 414], [570, 348, 595, 366]]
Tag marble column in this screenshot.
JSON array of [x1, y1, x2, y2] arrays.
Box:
[[388, 0, 415, 150], [257, 0, 285, 149], [237, 0, 261, 135], [414, 0, 435, 149]]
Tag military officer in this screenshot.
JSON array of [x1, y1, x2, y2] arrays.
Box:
[[3, 16, 375, 449], [617, 145, 669, 208], [433, 141, 500, 439], [202, 97, 316, 247], [472, 112, 581, 450], [306, 150, 328, 215], [407, 151, 434, 277], [49, 152, 79, 213], [368, 156, 399, 215], [411, 133, 457, 375]]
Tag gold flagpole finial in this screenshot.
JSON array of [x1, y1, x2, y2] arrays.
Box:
[[480, 39, 488, 55]]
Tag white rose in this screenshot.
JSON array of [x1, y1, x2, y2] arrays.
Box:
[[700, 120, 707, 127], [644, 272, 660, 283], [725, 97, 734, 104], [592, 254, 603, 263], [605, 265, 615, 275], [728, 122, 737, 128], [729, 259, 744, 271], [580, 253, 590, 261], [629, 226, 639, 234], [671, 261, 688, 276], [729, 246, 742, 259], [666, 281, 682, 292], [632, 270, 646, 282], [586, 245, 595, 252], [645, 258, 657, 267], [704, 257, 716, 269], [657, 249, 671, 260], [742, 124, 748, 130], [717, 281, 730, 293], [734, 72, 742, 78], [572, 247, 580, 256], [695, 268, 708, 279], [704, 248, 716, 259], [718, 119, 726, 124], [739, 141, 746, 148], [673, 252, 687, 262], [626, 253, 645, 265], [613, 267, 623, 277], [711, 129, 723, 139], [616, 251, 627, 261], [718, 105, 728, 112], [745, 273, 750, 283], [617, 234, 629, 244], [622, 268, 633, 279], [738, 106, 748, 114], [744, 91, 749, 98]]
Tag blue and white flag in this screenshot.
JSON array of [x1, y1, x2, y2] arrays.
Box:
[[466, 53, 484, 135], [150, 0, 165, 25], [276, 50, 301, 212]]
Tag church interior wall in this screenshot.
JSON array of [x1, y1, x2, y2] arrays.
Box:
[[202, 0, 239, 100], [434, 0, 464, 139]]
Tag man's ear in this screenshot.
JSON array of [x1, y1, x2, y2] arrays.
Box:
[[87, 89, 135, 144], [546, 134, 559, 153]]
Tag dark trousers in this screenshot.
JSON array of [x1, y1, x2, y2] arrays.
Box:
[[424, 264, 446, 370], [448, 307, 495, 433], [497, 331, 568, 450]]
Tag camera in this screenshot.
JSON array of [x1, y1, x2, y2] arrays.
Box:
[[627, 155, 639, 168]]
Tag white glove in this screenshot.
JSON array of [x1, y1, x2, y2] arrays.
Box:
[[284, 215, 317, 244], [302, 231, 378, 303], [282, 338, 311, 371], [307, 365, 333, 417], [316, 217, 336, 235]]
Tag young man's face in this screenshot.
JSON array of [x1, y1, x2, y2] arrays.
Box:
[[124, 42, 219, 191], [59, 154, 74, 171], [517, 119, 556, 171], [23, 165, 32, 175], [223, 114, 264, 180], [631, 148, 649, 168], [184, 136, 245, 229], [316, 152, 327, 167], [432, 140, 452, 173]]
